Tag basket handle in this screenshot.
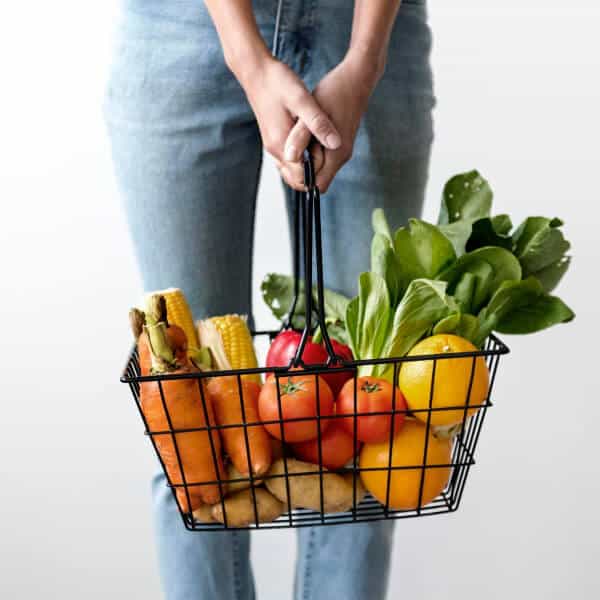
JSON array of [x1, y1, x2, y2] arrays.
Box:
[[285, 151, 341, 367]]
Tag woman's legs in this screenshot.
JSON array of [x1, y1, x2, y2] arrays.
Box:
[[104, 3, 273, 598], [278, 2, 435, 599]]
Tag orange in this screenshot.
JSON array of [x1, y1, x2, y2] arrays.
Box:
[[398, 334, 489, 427], [360, 419, 451, 510]]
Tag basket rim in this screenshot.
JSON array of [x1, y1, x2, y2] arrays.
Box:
[[120, 331, 509, 384]]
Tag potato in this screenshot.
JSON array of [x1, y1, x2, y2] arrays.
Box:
[[192, 503, 215, 524], [225, 463, 263, 495], [341, 472, 367, 508], [265, 459, 359, 513], [211, 488, 284, 527]]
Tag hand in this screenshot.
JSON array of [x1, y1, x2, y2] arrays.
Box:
[[233, 54, 341, 179], [280, 49, 384, 193]]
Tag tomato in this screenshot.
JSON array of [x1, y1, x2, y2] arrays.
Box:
[[291, 416, 360, 470], [266, 330, 328, 369], [266, 330, 354, 396], [337, 376, 407, 443], [360, 419, 451, 509], [325, 339, 354, 396], [258, 373, 334, 442]]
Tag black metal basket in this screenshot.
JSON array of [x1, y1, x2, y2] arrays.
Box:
[[121, 154, 509, 531]]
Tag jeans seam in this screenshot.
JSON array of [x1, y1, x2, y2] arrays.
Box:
[[302, 529, 317, 600], [232, 531, 243, 600]]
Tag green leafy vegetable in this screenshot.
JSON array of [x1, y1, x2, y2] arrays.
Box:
[[512, 217, 571, 289], [466, 217, 513, 252], [372, 279, 455, 379], [475, 277, 574, 344], [356, 272, 391, 368], [438, 246, 522, 313], [394, 219, 456, 280], [438, 170, 493, 225]]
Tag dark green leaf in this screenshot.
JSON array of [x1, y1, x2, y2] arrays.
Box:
[[491, 214, 513, 235], [433, 313, 480, 344], [496, 295, 575, 334], [438, 171, 493, 225], [438, 247, 522, 312], [533, 256, 572, 293], [372, 279, 453, 379], [453, 272, 477, 313], [466, 217, 513, 252], [394, 219, 456, 280], [513, 217, 571, 276]]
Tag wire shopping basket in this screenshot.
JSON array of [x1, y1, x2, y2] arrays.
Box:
[[121, 154, 509, 531]]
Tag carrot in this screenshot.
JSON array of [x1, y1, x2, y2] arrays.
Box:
[[206, 377, 272, 477], [130, 299, 225, 510]]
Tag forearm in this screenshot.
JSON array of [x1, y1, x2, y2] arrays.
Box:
[[348, 0, 403, 81], [203, 1, 271, 84]]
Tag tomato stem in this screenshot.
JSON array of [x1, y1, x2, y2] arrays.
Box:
[[360, 380, 382, 394]]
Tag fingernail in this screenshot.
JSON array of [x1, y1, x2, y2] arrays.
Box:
[[325, 132, 341, 149], [284, 144, 297, 161]]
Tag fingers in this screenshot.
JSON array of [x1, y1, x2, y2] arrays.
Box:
[[283, 120, 312, 162], [289, 92, 342, 151], [277, 144, 325, 191]]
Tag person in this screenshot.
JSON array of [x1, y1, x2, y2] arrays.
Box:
[[105, 1, 434, 598]]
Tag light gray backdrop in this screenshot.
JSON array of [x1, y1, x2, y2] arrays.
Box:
[[1, 1, 598, 598]]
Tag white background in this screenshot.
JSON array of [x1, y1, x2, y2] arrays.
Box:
[[1, 1, 599, 598]]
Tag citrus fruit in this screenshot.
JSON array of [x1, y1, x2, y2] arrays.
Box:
[[398, 334, 489, 427], [360, 419, 451, 510]]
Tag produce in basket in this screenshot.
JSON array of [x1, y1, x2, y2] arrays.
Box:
[[261, 171, 574, 378], [399, 334, 490, 426], [291, 417, 359, 470], [148, 287, 200, 352], [211, 488, 285, 527], [199, 318, 272, 477], [204, 314, 261, 385], [265, 458, 363, 513], [360, 419, 452, 510], [130, 296, 224, 509], [336, 376, 407, 443], [258, 373, 334, 442], [266, 329, 353, 396], [224, 463, 264, 495]]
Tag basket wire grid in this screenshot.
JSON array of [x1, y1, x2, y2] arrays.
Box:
[[120, 153, 509, 531]]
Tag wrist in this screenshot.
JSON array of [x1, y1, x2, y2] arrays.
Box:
[[346, 39, 388, 86], [224, 39, 272, 87]]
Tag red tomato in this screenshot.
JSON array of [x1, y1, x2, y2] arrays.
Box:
[[266, 330, 328, 369], [291, 417, 360, 470], [324, 339, 354, 396], [258, 373, 334, 442], [266, 330, 354, 396], [337, 377, 407, 443]]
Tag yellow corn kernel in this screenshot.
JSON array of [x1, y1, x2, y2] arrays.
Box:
[[208, 314, 261, 384], [148, 288, 199, 350]]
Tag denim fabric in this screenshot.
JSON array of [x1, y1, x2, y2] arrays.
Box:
[[105, 1, 433, 599]]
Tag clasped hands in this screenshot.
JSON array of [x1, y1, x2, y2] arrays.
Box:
[[237, 49, 383, 193]]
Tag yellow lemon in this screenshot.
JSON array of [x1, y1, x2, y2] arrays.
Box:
[[398, 334, 489, 427]]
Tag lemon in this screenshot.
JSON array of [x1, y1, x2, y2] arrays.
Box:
[[398, 334, 489, 427]]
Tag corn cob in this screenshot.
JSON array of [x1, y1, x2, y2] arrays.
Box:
[[146, 288, 199, 351], [198, 314, 261, 384]]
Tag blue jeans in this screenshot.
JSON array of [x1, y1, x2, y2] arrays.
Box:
[[105, 1, 433, 599]]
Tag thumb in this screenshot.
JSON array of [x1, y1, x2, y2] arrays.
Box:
[[290, 93, 341, 151]]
